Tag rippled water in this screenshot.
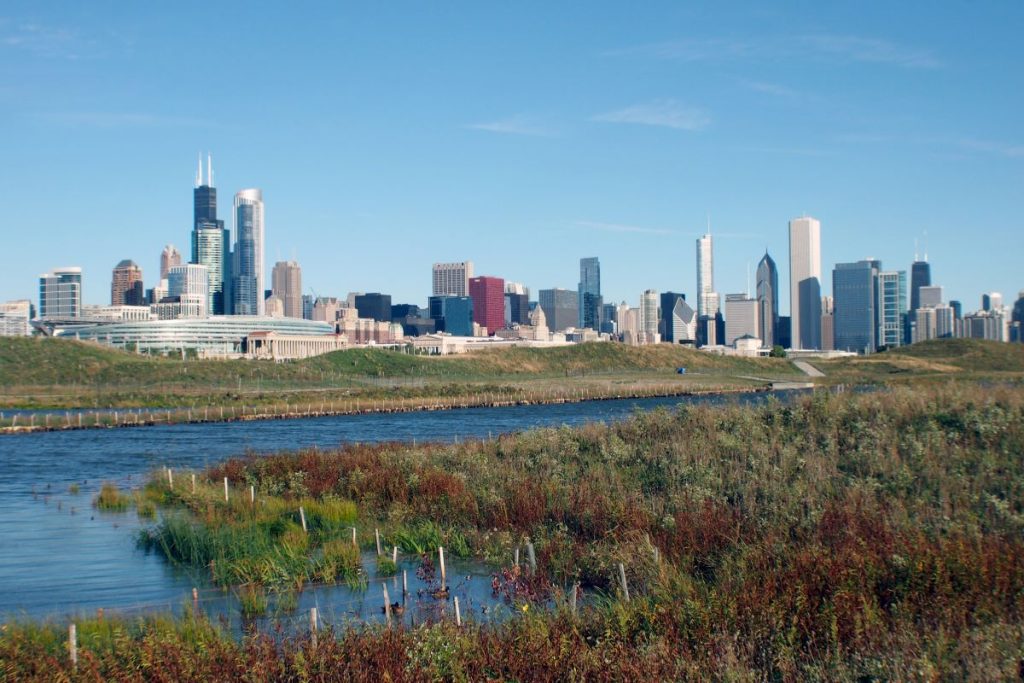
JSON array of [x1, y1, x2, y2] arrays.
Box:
[[0, 391, 792, 623]]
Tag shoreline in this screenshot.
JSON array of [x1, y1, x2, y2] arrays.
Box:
[[0, 383, 777, 435]]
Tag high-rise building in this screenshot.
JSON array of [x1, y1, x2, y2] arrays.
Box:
[[432, 261, 474, 297], [1011, 291, 1024, 343], [789, 216, 822, 349], [0, 300, 32, 336], [876, 270, 907, 348], [302, 294, 314, 320], [168, 263, 210, 314], [538, 289, 578, 332], [696, 232, 718, 318], [578, 257, 602, 330], [919, 286, 944, 309], [110, 259, 144, 306], [832, 260, 878, 354], [724, 294, 759, 347], [982, 292, 1004, 312], [820, 296, 835, 351], [428, 295, 474, 336], [271, 261, 302, 318], [191, 156, 231, 315], [910, 259, 932, 313], [39, 267, 82, 319], [468, 276, 505, 334], [232, 189, 265, 316], [639, 290, 660, 343], [354, 293, 392, 322], [659, 292, 686, 343], [755, 252, 779, 348], [160, 245, 182, 281]]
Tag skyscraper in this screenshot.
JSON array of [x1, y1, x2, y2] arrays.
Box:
[[724, 294, 759, 346], [271, 260, 302, 318], [191, 156, 231, 315], [910, 259, 932, 313], [168, 263, 210, 313], [832, 260, 878, 353], [110, 259, 144, 306], [160, 245, 182, 281], [468, 276, 505, 334], [789, 216, 822, 349], [659, 292, 686, 343], [354, 293, 392, 322], [639, 289, 660, 343], [232, 189, 265, 316], [432, 262, 474, 297], [756, 252, 779, 348], [876, 270, 907, 349], [696, 232, 718, 318], [578, 257, 602, 330], [538, 289, 578, 332], [39, 267, 82, 319]]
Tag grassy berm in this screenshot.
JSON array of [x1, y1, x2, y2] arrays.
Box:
[[4, 382, 1024, 680]]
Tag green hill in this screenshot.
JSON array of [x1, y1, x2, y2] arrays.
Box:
[[817, 338, 1024, 383]]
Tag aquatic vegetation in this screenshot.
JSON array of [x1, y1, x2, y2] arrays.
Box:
[[93, 483, 130, 511]]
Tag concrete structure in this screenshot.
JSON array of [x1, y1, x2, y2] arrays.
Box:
[[246, 331, 348, 360], [336, 307, 398, 343], [820, 296, 835, 351], [789, 216, 822, 349], [468, 276, 505, 334], [833, 260, 878, 353], [39, 267, 82, 319], [756, 252, 779, 348], [528, 302, 550, 340], [964, 310, 1006, 342], [160, 244, 182, 281], [539, 288, 578, 333], [168, 264, 210, 314], [639, 289, 660, 344], [151, 299, 205, 320], [264, 294, 284, 318], [312, 297, 343, 323], [0, 300, 32, 336], [724, 294, 759, 347], [432, 261, 474, 297], [110, 259, 144, 306], [56, 316, 334, 356], [578, 257, 602, 330], [919, 285, 944, 309], [232, 188, 265, 316], [82, 305, 155, 322], [271, 260, 302, 319]]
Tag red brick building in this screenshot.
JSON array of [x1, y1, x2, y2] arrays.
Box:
[[468, 275, 505, 335]]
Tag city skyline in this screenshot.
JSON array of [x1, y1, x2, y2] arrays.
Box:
[[1, 3, 1021, 310]]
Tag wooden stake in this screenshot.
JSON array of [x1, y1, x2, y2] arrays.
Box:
[[191, 473, 196, 494], [167, 468, 173, 488], [299, 507, 307, 533], [375, 528, 382, 556], [514, 547, 519, 567], [192, 587, 199, 611], [352, 527, 358, 546], [618, 562, 630, 602], [223, 477, 229, 502], [392, 545, 398, 563], [403, 570, 408, 597], [250, 485, 255, 503], [310, 607, 318, 648], [383, 584, 392, 624], [439, 546, 447, 587], [526, 542, 536, 574], [454, 596, 462, 626], [570, 582, 580, 616], [68, 623, 77, 668]]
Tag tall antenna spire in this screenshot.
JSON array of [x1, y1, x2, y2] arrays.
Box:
[[195, 153, 202, 187], [914, 237, 919, 262], [706, 212, 711, 236], [207, 153, 213, 188], [922, 229, 928, 261]]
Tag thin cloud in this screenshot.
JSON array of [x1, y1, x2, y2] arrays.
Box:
[[43, 112, 213, 128], [467, 115, 556, 137], [592, 99, 711, 131], [610, 34, 941, 70], [740, 80, 798, 97], [577, 220, 677, 236], [956, 138, 1024, 158]]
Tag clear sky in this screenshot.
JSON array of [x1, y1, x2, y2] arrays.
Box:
[[2, 2, 1021, 313]]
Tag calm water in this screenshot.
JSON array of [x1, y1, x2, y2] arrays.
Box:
[[0, 391, 791, 624]]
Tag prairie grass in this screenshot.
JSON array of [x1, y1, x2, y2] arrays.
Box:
[[92, 483, 130, 511], [42, 381, 1022, 679]]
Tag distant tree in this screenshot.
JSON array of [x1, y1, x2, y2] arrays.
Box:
[[769, 345, 787, 358]]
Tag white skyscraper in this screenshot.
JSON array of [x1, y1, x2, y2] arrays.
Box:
[[789, 216, 822, 349], [696, 232, 718, 318], [639, 289, 660, 343], [432, 261, 474, 297], [724, 294, 760, 347]]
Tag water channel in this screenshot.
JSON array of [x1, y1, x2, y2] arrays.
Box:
[[0, 390, 797, 628]]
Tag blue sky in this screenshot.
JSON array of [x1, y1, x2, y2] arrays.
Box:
[[1, 2, 1021, 313]]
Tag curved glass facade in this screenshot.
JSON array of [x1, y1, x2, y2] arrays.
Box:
[[57, 316, 334, 356]]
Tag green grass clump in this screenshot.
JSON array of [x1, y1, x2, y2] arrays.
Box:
[[235, 584, 267, 618], [93, 483, 130, 511], [375, 556, 397, 577], [68, 483, 80, 494]]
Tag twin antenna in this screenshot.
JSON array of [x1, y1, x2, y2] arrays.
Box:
[[194, 153, 214, 188]]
